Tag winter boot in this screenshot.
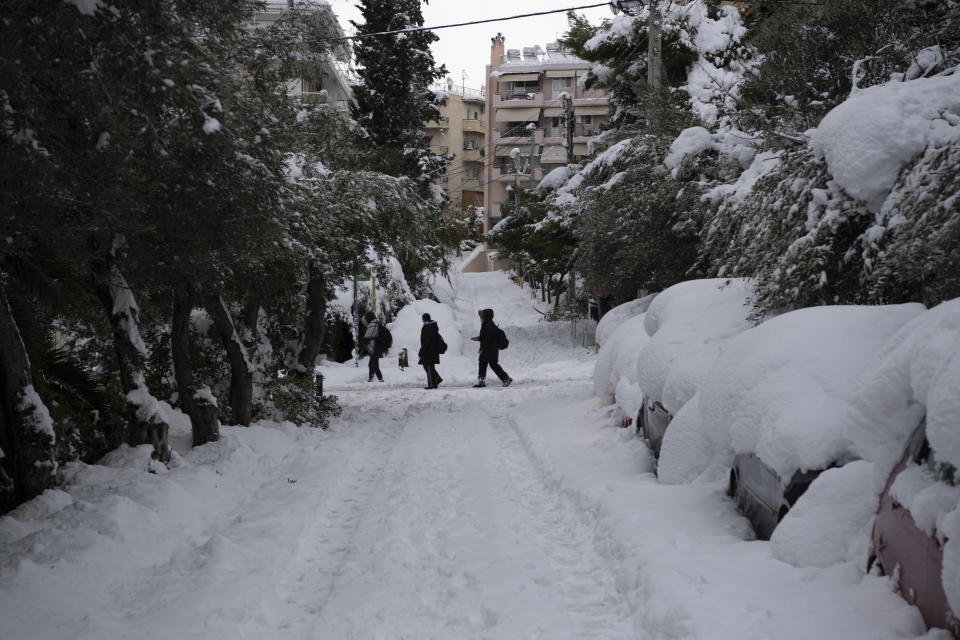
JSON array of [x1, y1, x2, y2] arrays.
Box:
[[502, 377, 513, 387], [473, 378, 486, 388]]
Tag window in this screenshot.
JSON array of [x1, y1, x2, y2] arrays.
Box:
[[551, 77, 573, 92], [580, 114, 593, 125]]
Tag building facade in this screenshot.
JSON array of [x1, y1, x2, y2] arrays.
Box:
[[253, 2, 354, 111], [426, 85, 487, 213], [471, 35, 610, 272]]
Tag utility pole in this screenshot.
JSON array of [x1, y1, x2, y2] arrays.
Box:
[[510, 147, 521, 188], [371, 265, 377, 315], [648, 0, 662, 91], [527, 122, 537, 189], [608, 1, 660, 89], [352, 262, 359, 367], [561, 92, 575, 163]]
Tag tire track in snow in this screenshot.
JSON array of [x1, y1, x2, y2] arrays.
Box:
[[275, 405, 411, 638], [488, 410, 640, 640]]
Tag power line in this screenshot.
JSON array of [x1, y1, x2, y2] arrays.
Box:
[[340, 3, 611, 41]]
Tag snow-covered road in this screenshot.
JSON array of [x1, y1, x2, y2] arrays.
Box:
[[0, 270, 936, 640]]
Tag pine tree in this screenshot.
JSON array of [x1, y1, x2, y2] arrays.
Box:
[[350, 0, 447, 186]]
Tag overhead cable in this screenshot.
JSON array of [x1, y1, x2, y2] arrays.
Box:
[[339, 3, 610, 40]]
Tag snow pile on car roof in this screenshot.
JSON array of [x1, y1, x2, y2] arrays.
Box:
[[637, 278, 754, 414], [595, 294, 655, 348], [847, 298, 960, 473], [659, 303, 924, 484]]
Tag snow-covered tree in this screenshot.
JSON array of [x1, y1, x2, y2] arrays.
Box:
[[350, 0, 447, 186]]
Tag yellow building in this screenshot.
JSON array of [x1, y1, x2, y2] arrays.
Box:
[[426, 85, 487, 214]]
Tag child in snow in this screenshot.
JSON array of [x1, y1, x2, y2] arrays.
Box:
[[471, 308, 512, 387], [418, 313, 445, 389], [360, 311, 384, 382]]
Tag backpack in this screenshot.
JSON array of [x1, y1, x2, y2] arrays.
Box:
[[375, 325, 392, 352], [497, 327, 509, 350], [438, 335, 447, 354]]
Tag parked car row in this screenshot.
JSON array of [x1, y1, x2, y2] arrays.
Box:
[[598, 285, 960, 637]]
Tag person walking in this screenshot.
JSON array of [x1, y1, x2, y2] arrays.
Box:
[[418, 313, 445, 389], [471, 308, 512, 388], [360, 311, 385, 382]]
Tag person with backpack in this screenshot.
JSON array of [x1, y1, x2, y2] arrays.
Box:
[[361, 311, 391, 382], [470, 308, 512, 388], [418, 312, 445, 389]]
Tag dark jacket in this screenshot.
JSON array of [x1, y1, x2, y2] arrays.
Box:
[[418, 320, 442, 365], [477, 308, 502, 360], [362, 318, 384, 357]]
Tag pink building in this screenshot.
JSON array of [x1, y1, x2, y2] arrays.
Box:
[[464, 35, 610, 273]]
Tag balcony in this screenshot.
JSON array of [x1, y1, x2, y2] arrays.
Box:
[[494, 128, 544, 144], [493, 91, 545, 108], [462, 119, 484, 134], [462, 148, 484, 163]]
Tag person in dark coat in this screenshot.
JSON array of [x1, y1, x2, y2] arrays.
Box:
[[360, 311, 384, 382], [418, 313, 444, 389], [470, 308, 512, 387]]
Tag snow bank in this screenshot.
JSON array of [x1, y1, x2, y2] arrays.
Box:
[[660, 303, 924, 485], [0, 419, 309, 636], [809, 71, 960, 214], [637, 278, 753, 412]]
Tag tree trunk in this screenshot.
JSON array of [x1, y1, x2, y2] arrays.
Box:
[[0, 281, 57, 512], [241, 295, 261, 348], [545, 273, 552, 304], [91, 259, 171, 462], [297, 266, 327, 374], [554, 272, 564, 311], [171, 285, 218, 446], [206, 294, 253, 426]]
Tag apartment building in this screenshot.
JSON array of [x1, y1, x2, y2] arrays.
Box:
[[471, 35, 610, 272], [426, 83, 487, 213], [252, 2, 354, 111]]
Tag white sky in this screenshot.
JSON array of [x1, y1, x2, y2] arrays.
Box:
[[326, 0, 613, 91]]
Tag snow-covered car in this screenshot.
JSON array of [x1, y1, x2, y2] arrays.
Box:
[[656, 303, 924, 488], [636, 399, 672, 458], [727, 454, 829, 540], [844, 298, 960, 632], [869, 418, 959, 637], [634, 279, 754, 459]]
